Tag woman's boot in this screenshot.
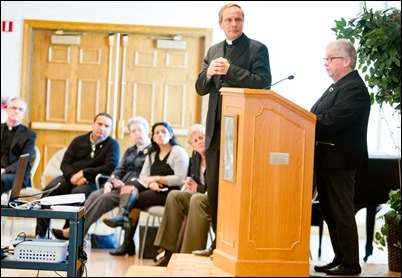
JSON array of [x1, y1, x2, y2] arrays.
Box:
[[109, 219, 138, 256], [103, 192, 137, 228]]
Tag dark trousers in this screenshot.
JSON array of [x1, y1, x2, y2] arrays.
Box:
[[36, 175, 96, 237], [2, 173, 27, 194], [205, 146, 220, 249], [315, 167, 360, 266]]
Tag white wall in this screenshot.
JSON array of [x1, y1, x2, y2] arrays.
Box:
[[1, 1, 401, 156]]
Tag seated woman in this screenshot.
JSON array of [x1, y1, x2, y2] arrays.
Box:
[[105, 121, 189, 256], [153, 124, 210, 266], [51, 117, 151, 255]]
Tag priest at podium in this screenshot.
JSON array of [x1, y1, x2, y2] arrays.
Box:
[[194, 2, 271, 256]]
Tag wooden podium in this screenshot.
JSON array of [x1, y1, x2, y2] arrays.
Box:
[[213, 88, 316, 277]]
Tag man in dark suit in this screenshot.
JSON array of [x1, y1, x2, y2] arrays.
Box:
[[311, 39, 370, 276], [194, 3, 271, 256], [1, 97, 37, 194]]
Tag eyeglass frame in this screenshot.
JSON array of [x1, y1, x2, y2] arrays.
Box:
[[323, 56, 345, 63]]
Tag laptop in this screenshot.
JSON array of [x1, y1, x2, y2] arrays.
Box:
[[1, 153, 30, 208]]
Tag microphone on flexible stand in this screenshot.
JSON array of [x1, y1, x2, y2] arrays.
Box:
[[264, 75, 294, 89]]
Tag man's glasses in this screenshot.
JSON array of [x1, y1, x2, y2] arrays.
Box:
[[323, 57, 345, 64], [90, 143, 96, 159]]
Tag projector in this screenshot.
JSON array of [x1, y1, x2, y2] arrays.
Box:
[[40, 193, 85, 206], [13, 238, 68, 262]]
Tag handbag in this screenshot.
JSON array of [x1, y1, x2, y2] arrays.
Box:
[[90, 233, 117, 249], [139, 225, 159, 259]]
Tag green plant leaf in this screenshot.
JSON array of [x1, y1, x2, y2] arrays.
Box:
[[332, 3, 401, 112], [373, 189, 401, 250]]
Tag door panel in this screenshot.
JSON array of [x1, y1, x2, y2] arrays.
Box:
[[22, 20, 212, 188], [121, 33, 200, 128]]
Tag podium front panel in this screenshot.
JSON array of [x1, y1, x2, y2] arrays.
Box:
[[214, 88, 316, 277]]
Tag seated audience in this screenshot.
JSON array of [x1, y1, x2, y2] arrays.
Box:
[[105, 121, 189, 256], [51, 117, 151, 250], [35, 112, 120, 238], [1, 97, 37, 194], [154, 124, 210, 266]]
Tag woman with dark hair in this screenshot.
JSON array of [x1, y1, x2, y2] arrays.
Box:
[[153, 124, 208, 266], [105, 121, 189, 256]]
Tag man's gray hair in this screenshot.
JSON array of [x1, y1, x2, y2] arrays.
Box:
[[327, 39, 357, 69]]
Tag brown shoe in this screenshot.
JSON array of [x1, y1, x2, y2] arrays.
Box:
[[192, 247, 213, 257], [154, 250, 172, 267], [155, 255, 170, 267]]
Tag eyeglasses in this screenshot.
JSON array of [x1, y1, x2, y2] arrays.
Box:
[[90, 143, 96, 159], [8, 106, 24, 112], [323, 57, 345, 63]]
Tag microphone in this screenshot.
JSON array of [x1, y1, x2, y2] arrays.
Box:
[[265, 75, 294, 89]]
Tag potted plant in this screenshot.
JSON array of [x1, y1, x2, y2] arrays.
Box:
[[331, 2, 401, 111], [374, 189, 401, 272]]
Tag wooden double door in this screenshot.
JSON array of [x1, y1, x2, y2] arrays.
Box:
[[20, 20, 212, 188]]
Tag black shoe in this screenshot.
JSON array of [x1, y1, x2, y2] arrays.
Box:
[[314, 261, 341, 272], [154, 250, 172, 267], [51, 228, 68, 240], [192, 247, 213, 257], [109, 242, 135, 256], [326, 264, 361, 275]]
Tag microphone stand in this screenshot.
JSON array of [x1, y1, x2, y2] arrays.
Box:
[[264, 75, 294, 89]]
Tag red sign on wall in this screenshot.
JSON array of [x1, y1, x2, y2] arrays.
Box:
[[1, 97, 9, 110], [2, 21, 13, 32]]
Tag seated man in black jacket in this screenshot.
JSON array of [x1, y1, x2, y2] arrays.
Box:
[[35, 112, 120, 238]]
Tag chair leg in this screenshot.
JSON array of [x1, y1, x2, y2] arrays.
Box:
[[10, 218, 14, 236], [138, 207, 163, 260], [1, 216, 7, 236], [140, 214, 151, 260]]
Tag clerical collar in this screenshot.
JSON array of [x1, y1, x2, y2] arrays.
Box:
[[226, 33, 246, 46], [6, 124, 19, 131]]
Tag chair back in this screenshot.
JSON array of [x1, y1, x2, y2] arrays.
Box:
[[30, 145, 41, 187], [95, 173, 110, 190], [41, 147, 67, 188]]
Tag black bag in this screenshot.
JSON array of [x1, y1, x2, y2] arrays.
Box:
[[139, 225, 159, 259], [90, 233, 117, 249]]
